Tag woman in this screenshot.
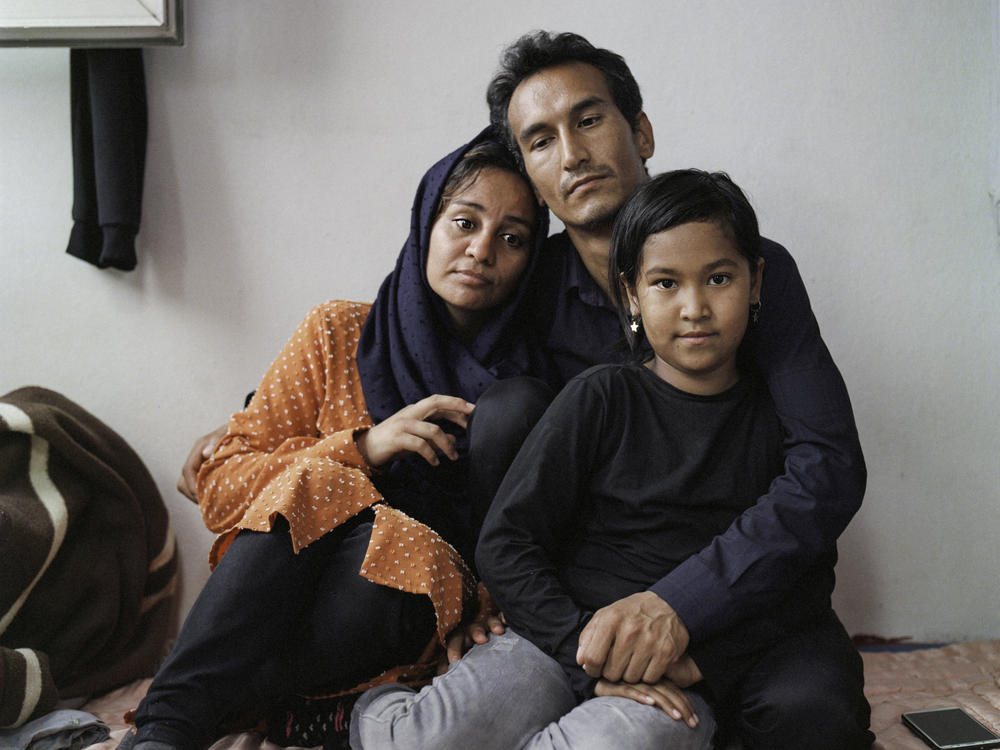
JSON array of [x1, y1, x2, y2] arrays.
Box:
[[123, 130, 552, 750]]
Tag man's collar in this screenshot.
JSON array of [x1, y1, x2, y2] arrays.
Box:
[[550, 231, 615, 309]]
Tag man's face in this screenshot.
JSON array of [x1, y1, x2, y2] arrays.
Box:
[[506, 62, 654, 234]]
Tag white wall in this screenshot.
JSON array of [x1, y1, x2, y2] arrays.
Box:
[[2, 0, 997, 643]]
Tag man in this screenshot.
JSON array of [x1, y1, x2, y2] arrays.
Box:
[[349, 31, 873, 750]]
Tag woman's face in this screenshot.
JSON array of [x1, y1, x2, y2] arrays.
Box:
[[426, 167, 537, 339]]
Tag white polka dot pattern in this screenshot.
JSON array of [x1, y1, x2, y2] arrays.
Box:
[[360, 504, 475, 644]]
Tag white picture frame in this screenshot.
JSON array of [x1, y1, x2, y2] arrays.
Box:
[[0, 0, 182, 46]]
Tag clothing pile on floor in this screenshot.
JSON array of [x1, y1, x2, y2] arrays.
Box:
[[0, 387, 175, 749]]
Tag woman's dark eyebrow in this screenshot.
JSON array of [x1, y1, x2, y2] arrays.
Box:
[[503, 215, 534, 230], [450, 199, 485, 211]]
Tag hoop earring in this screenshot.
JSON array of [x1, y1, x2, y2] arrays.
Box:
[[629, 314, 642, 334], [750, 300, 762, 325]]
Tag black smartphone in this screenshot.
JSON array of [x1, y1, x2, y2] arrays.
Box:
[[902, 707, 1000, 749]]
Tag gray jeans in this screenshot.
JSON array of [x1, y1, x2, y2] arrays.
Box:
[[350, 630, 716, 750]]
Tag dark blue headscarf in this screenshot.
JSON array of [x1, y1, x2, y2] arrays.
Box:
[[357, 127, 551, 426], [355, 128, 551, 555]]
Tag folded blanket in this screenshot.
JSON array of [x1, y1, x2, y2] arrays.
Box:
[[0, 387, 175, 727], [0, 709, 109, 750]]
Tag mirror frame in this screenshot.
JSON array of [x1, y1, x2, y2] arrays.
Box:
[[0, 0, 183, 47]]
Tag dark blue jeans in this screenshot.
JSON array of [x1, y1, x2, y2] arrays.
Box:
[[131, 514, 433, 750]]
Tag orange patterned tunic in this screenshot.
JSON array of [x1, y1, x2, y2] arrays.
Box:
[[196, 300, 476, 689]]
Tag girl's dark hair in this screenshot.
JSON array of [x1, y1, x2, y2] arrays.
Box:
[[487, 31, 643, 164], [436, 139, 532, 220], [608, 169, 762, 354]]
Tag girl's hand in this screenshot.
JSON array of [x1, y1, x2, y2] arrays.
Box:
[[593, 677, 701, 728], [356, 394, 475, 469]]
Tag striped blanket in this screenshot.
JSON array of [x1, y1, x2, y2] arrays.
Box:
[[0, 387, 176, 728]]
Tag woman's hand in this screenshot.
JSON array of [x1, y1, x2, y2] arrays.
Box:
[[444, 611, 505, 664], [177, 424, 227, 502], [356, 394, 475, 469], [594, 677, 701, 727], [444, 583, 505, 663]]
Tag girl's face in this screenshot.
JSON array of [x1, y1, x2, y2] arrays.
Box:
[[426, 167, 537, 340], [627, 221, 763, 395]]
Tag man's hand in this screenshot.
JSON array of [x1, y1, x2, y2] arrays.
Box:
[[664, 654, 703, 688], [577, 591, 690, 684], [355, 395, 475, 469], [177, 424, 227, 502], [594, 677, 701, 727]]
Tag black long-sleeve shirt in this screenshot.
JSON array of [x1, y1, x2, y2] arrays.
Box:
[[477, 364, 837, 701]]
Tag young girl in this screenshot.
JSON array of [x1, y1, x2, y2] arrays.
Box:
[[459, 169, 868, 749], [121, 131, 555, 750]]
